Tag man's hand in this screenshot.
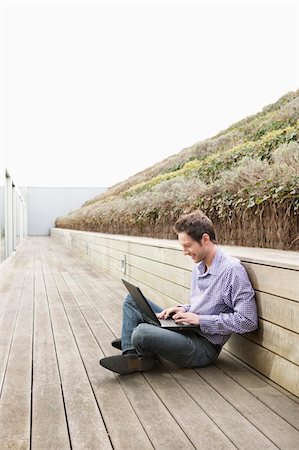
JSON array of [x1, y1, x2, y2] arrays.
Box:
[[172, 311, 200, 325], [156, 306, 185, 319]]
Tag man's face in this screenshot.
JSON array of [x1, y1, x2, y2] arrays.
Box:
[[178, 232, 207, 263]]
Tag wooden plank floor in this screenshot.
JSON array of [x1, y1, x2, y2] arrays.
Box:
[[0, 237, 299, 450]]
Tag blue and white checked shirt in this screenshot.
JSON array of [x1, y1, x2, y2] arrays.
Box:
[[182, 247, 258, 346]]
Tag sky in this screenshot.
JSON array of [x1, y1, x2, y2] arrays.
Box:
[[1, 0, 299, 188]]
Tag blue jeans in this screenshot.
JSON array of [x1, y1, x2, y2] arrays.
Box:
[[121, 293, 221, 368]]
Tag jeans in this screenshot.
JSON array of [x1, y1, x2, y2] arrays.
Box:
[[121, 293, 221, 368]]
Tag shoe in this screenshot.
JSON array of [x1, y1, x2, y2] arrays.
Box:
[[99, 354, 155, 375], [111, 338, 122, 350]]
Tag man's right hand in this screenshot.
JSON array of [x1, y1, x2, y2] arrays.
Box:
[[156, 306, 185, 319]]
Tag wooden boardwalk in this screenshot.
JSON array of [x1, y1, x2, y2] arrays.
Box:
[[0, 237, 298, 450]]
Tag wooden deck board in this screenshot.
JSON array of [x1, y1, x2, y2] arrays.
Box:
[[215, 353, 299, 430], [44, 264, 154, 449], [0, 256, 34, 449], [0, 236, 298, 450], [42, 258, 113, 449], [31, 250, 70, 450], [195, 365, 299, 449]]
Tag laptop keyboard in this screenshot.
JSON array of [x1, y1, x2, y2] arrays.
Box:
[[159, 318, 180, 326]]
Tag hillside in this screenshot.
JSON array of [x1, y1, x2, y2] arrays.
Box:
[[56, 89, 299, 250]]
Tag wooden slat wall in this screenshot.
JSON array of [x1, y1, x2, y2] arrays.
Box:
[[51, 228, 299, 397]]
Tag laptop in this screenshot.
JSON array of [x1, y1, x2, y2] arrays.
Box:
[[122, 279, 198, 331]]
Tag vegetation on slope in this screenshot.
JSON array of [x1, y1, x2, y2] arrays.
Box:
[[56, 90, 299, 250]]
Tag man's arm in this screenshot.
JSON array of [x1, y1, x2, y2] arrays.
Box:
[[198, 266, 258, 335]]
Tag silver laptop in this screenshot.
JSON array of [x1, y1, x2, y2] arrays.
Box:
[[122, 279, 198, 331]]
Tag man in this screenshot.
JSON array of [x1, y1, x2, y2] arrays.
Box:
[[100, 211, 258, 375]]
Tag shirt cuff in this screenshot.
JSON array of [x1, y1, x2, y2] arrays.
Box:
[[199, 315, 218, 333], [180, 304, 191, 312]]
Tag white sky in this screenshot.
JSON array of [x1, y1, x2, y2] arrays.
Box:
[[1, 0, 299, 188]]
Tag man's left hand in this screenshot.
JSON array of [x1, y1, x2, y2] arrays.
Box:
[[172, 311, 200, 325]]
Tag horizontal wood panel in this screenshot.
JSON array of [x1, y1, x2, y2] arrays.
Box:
[[247, 319, 299, 366], [224, 334, 299, 397], [243, 262, 299, 302], [126, 242, 190, 271], [127, 253, 191, 288], [256, 292, 299, 334], [125, 265, 190, 305], [53, 229, 299, 300], [221, 245, 299, 270], [63, 237, 299, 330], [71, 241, 191, 302], [87, 236, 191, 271], [53, 231, 299, 320], [73, 253, 299, 337], [88, 243, 192, 288], [124, 276, 183, 309], [92, 253, 123, 279], [53, 229, 299, 270]]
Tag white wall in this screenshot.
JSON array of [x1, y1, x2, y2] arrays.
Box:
[[27, 187, 106, 235], [2, 171, 27, 259]]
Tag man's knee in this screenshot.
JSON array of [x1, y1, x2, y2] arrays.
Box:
[[131, 323, 153, 349], [123, 293, 134, 310]]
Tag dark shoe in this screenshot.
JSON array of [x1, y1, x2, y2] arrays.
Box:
[[99, 354, 155, 375], [111, 338, 122, 350]]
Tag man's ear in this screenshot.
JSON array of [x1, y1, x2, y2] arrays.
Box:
[[201, 233, 210, 244]]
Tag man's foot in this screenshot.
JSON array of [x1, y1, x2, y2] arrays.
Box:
[[111, 338, 122, 350], [99, 354, 155, 375]]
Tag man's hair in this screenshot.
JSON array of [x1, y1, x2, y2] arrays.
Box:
[[173, 211, 217, 243]]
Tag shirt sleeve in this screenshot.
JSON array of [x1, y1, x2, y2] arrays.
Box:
[[199, 265, 258, 335]]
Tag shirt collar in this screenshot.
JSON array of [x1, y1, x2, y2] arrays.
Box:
[[197, 246, 223, 276]]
